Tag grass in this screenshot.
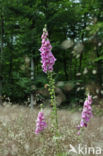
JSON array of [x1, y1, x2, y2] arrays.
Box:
[[0, 104, 103, 156]]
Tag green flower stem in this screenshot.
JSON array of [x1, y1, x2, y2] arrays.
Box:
[[47, 71, 60, 154], [47, 71, 58, 134], [40, 133, 46, 156]]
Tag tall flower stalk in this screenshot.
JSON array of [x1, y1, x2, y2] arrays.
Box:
[[39, 25, 58, 134], [47, 72, 58, 132]]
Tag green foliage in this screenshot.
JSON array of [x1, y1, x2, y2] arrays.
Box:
[[34, 75, 47, 88], [0, 0, 103, 103]]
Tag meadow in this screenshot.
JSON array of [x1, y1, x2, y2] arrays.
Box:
[[0, 104, 103, 156]]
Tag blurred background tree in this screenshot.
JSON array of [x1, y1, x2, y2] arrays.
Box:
[[0, 0, 103, 106]]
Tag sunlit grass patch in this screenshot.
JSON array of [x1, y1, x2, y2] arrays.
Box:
[[0, 105, 103, 156]]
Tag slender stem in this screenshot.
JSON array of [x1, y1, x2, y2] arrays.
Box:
[[47, 72, 58, 133]]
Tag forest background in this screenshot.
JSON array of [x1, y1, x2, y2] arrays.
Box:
[[0, 0, 103, 107]]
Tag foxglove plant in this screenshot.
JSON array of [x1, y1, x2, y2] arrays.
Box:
[[39, 25, 58, 133], [77, 95, 93, 135], [35, 111, 47, 135], [35, 109, 47, 155]]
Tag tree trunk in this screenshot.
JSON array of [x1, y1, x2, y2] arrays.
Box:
[[30, 57, 34, 108], [96, 49, 102, 86], [63, 50, 68, 81], [0, 13, 3, 105], [79, 52, 83, 73]]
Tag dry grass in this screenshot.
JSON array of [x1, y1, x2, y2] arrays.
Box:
[[0, 104, 103, 156]]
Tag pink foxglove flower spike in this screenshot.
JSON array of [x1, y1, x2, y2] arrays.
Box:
[[35, 111, 47, 135], [77, 95, 93, 135], [39, 25, 56, 73]]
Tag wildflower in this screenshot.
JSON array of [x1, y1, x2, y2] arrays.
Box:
[[39, 26, 56, 73], [77, 95, 92, 134], [35, 111, 47, 134]]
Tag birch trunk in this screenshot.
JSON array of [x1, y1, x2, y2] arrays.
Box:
[[30, 57, 34, 108], [0, 13, 3, 105]]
